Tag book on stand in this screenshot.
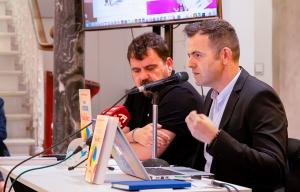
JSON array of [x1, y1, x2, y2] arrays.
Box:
[[85, 115, 119, 184], [79, 89, 93, 141]]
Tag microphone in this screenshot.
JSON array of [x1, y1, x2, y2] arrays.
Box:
[[84, 106, 130, 149], [101, 105, 131, 129], [68, 106, 131, 171], [127, 71, 189, 94]]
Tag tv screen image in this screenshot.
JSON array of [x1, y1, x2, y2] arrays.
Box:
[[83, 0, 221, 30]]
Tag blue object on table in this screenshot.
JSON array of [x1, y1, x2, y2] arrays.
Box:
[[111, 179, 191, 191]]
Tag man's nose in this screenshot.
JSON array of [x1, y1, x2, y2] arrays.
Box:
[[139, 71, 150, 82], [187, 57, 195, 68]]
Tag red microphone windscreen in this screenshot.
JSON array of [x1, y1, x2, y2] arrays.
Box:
[[101, 105, 131, 128]]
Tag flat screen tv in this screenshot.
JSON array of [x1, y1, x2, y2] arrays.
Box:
[[83, 0, 222, 31]]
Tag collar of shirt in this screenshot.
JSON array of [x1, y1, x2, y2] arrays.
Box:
[[209, 69, 242, 126], [211, 69, 242, 111]]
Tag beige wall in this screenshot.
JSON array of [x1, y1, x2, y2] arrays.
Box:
[[273, 0, 300, 139]]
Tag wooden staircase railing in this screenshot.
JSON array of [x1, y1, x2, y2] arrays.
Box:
[[28, 0, 53, 51]]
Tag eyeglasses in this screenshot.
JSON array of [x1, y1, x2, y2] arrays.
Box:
[[187, 51, 205, 61]]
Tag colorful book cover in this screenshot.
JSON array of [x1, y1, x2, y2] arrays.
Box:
[[79, 89, 93, 141], [85, 115, 119, 184]]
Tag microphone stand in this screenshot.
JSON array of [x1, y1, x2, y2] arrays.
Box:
[[142, 91, 169, 167]]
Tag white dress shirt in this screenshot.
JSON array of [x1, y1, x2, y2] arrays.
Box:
[[204, 69, 241, 172]]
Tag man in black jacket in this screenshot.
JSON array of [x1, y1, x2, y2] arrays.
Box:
[[123, 32, 204, 167], [184, 19, 288, 192], [0, 97, 9, 191]]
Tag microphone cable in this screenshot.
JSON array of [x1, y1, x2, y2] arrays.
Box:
[[3, 121, 94, 192], [211, 180, 240, 192], [67, 135, 93, 171], [68, 157, 88, 171], [68, 157, 115, 171], [5, 91, 130, 191], [8, 145, 84, 192], [100, 92, 128, 115]]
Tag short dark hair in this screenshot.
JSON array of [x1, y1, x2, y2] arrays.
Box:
[[127, 32, 170, 62], [184, 19, 240, 62]]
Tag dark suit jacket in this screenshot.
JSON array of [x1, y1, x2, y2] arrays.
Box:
[[0, 97, 8, 157], [193, 68, 288, 192], [0, 97, 9, 181]]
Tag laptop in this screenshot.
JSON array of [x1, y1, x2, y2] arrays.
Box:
[[111, 127, 213, 180]]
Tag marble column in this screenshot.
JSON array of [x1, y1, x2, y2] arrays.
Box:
[[273, 0, 300, 139], [53, 0, 84, 153]]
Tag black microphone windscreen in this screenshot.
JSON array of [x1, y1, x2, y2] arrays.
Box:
[[175, 71, 189, 82], [127, 71, 189, 94]]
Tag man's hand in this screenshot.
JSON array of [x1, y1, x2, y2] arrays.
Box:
[[185, 111, 219, 144], [134, 123, 171, 147], [0, 181, 4, 192], [122, 126, 130, 134]]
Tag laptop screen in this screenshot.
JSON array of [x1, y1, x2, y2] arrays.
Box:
[[111, 127, 213, 180], [112, 127, 151, 180]]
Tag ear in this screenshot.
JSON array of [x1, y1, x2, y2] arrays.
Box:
[[220, 47, 233, 66], [165, 57, 174, 73]]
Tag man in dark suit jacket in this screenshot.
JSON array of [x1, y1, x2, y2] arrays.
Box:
[[184, 19, 288, 192], [0, 97, 9, 191]]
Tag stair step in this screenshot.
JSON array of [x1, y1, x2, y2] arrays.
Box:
[[0, 54, 16, 70], [4, 139, 34, 155], [0, 70, 21, 91], [0, 33, 12, 51], [0, 32, 14, 37], [0, 1, 7, 17], [6, 114, 32, 120], [0, 50, 18, 56], [0, 70, 21, 75], [6, 113, 32, 139], [2, 93, 28, 114], [0, 91, 26, 96], [0, 15, 12, 20], [4, 138, 35, 145]]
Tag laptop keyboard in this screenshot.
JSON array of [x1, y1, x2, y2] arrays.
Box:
[[145, 167, 184, 176]]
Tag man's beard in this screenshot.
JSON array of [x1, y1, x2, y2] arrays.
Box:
[[141, 79, 152, 86], [141, 79, 153, 98]]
